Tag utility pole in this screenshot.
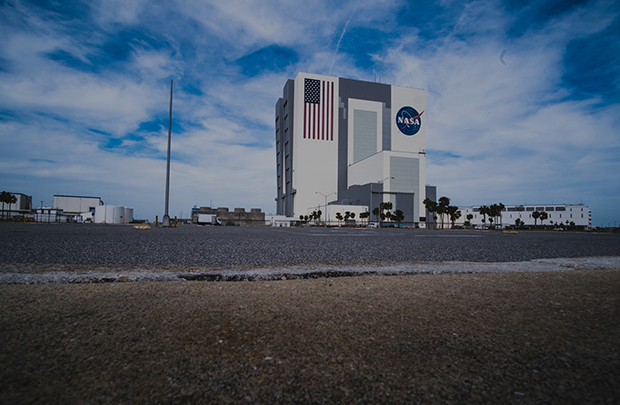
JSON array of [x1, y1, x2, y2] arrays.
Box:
[[163, 79, 173, 227]]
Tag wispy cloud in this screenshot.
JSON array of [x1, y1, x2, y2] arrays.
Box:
[[0, 0, 618, 225]]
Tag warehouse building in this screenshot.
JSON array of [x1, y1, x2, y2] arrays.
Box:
[[275, 73, 427, 226], [457, 204, 591, 229], [53, 195, 103, 220]]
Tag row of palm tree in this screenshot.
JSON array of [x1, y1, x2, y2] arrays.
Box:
[[334, 211, 356, 226], [531, 211, 548, 228], [299, 209, 322, 224], [370, 202, 405, 227], [0, 191, 18, 220], [477, 203, 505, 229], [423, 196, 461, 228]]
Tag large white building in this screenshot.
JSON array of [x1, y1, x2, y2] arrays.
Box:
[[275, 73, 427, 226]]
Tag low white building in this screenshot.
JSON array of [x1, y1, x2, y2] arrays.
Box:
[[265, 215, 295, 227], [53, 195, 103, 221], [33, 207, 68, 223], [456, 204, 591, 229]]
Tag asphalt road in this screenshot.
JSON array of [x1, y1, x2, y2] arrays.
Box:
[[1, 222, 619, 266]]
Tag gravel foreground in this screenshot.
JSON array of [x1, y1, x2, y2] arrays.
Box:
[[1, 267, 619, 404]]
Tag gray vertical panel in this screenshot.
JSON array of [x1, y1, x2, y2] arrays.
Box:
[[275, 79, 296, 217], [338, 93, 348, 198], [275, 97, 284, 215], [390, 156, 419, 193], [286, 80, 295, 217], [353, 109, 377, 163], [382, 105, 391, 151], [396, 193, 414, 225]]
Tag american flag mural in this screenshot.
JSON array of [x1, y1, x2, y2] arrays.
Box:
[[304, 78, 334, 141]]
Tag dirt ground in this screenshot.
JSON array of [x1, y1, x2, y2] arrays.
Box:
[[0, 269, 618, 404]]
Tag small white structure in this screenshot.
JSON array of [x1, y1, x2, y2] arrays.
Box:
[[265, 215, 295, 227], [94, 205, 133, 224]]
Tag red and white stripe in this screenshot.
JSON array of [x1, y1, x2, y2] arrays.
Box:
[[304, 80, 334, 141]]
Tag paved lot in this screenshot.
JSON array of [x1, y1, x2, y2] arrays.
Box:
[[1, 223, 619, 266], [1, 270, 618, 404], [1, 223, 619, 404]]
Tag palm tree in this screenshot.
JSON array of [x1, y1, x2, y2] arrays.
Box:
[[378, 202, 393, 226], [372, 207, 380, 223], [7, 194, 16, 221], [532, 211, 541, 228], [423, 198, 437, 229], [489, 204, 503, 229], [448, 206, 461, 228], [438, 197, 450, 229], [540, 211, 548, 228], [465, 213, 474, 227], [436, 204, 446, 229], [393, 209, 405, 227], [497, 203, 505, 228], [478, 205, 490, 229], [0, 191, 10, 220], [359, 211, 370, 225], [335, 212, 343, 227]]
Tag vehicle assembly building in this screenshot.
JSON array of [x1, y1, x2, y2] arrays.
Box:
[[275, 73, 427, 226]]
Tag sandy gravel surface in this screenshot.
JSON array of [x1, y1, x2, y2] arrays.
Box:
[[1, 269, 618, 404]]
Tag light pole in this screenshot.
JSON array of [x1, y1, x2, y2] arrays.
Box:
[[315, 191, 336, 226], [163, 79, 173, 227]]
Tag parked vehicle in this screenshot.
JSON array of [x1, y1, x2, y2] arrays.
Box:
[[197, 214, 221, 225]]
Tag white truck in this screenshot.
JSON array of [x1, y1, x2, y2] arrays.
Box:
[[197, 214, 221, 225]]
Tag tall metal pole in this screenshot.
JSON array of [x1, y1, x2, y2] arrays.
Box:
[[163, 79, 173, 227]]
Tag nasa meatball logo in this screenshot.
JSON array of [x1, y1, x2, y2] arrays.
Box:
[[396, 106, 424, 136]]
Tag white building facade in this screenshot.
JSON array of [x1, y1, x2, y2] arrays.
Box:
[[457, 204, 591, 228], [275, 73, 427, 226], [53, 195, 103, 217]]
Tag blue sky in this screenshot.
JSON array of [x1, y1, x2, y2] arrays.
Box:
[[1, 0, 619, 226]]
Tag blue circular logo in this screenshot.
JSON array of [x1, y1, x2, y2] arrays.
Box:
[[396, 106, 424, 136]]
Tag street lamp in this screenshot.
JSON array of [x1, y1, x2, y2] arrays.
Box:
[[315, 191, 336, 225]]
